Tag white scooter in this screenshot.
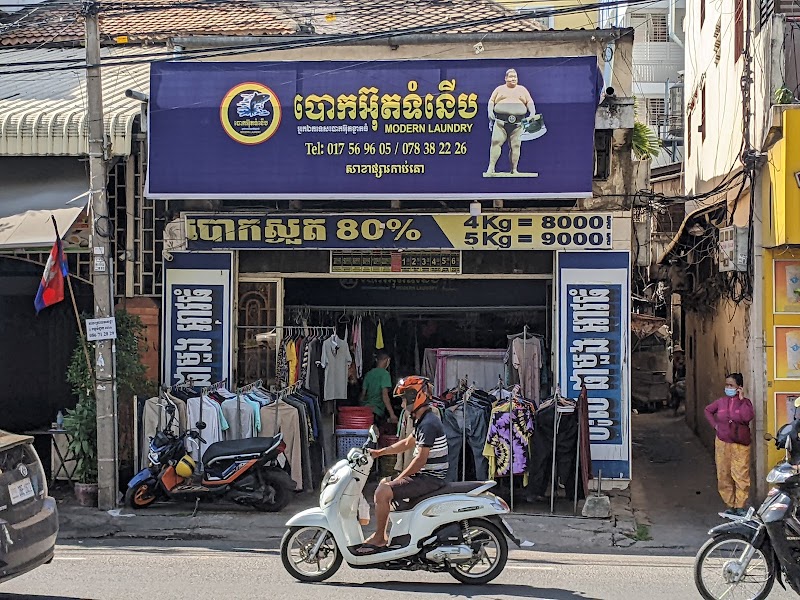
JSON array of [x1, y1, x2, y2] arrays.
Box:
[[280, 426, 520, 584]]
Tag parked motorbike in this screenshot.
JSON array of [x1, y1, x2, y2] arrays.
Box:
[[280, 426, 520, 584], [126, 404, 294, 512], [694, 419, 800, 599]]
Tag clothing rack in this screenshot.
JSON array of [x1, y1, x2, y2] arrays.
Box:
[[510, 324, 529, 511], [236, 379, 263, 394], [197, 379, 228, 434], [162, 379, 196, 393], [546, 384, 583, 515]]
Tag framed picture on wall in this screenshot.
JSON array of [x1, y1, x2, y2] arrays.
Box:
[[775, 327, 800, 379], [774, 260, 800, 313], [775, 392, 800, 432]]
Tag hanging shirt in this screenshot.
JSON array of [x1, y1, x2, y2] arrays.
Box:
[[512, 337, 542, 403], [186, 396, 229, 463], [376, 320, 384, 350], [305, 338, 323, 397], [277, 337, 289, 387], [320, 334, 352, 401], [483, 401, 534, 481], [259, 401, 302, 490], [286, 339, 298, 386], [221, 397, 255, 440], [354, 318, 364, 379]]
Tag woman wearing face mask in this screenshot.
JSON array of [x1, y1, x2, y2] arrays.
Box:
[[704, 373, 755, 516]]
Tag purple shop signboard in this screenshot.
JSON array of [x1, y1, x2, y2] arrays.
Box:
[[146, 57, 602, 200]]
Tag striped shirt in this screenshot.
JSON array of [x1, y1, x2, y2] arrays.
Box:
[[413, 410, 448, 480]]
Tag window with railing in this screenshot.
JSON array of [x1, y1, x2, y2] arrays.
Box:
[[647, 98, 666, 129], [631, 13, 669, 42]]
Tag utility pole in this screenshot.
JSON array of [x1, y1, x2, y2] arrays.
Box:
[[83, 0, 118, 509]]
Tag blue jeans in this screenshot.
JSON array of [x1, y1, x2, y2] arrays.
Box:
[[442, 403, 489, 482]]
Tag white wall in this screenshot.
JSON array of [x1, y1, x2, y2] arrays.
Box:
[[684, 0, 779, 199]]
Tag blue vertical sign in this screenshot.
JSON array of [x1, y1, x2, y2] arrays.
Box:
[[558, 251, 631, 479], [162, 252, 233, 387]]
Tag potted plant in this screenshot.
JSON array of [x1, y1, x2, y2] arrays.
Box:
[[62, 398, 98, 506], [63, 310, 149, 507]]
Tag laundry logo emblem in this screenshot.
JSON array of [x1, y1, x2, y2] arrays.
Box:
[[220, 82, 282, 145]]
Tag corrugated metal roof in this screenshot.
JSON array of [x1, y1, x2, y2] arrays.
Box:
[[0, 46, 149, 156]]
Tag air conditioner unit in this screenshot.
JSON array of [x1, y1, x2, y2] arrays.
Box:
[[718, 225, 748, 272]]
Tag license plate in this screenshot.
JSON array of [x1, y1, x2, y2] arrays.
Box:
[[501, 518, 514, 536], [9, 477, 34, 505]]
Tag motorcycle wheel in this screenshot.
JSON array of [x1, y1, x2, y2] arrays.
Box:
[[448, 519, 508, 585], [125, 481, 157, 509], [694, 533, 775, 600], [253, 469, 294, 512], [281, 526, 342, 583]]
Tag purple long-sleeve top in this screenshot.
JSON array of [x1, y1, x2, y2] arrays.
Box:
[[704, 396, 755, 445]]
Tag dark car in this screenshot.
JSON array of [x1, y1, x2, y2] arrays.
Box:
[[0, 430, 58, 583]]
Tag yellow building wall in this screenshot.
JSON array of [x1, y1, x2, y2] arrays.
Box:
[[766, 109, 800, 247], [496, 1, 600, 30], [764, 109, 800, 467]]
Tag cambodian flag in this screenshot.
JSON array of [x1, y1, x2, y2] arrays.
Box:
[[34, 237, 69, 313]]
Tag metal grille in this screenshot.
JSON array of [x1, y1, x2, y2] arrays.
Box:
[[10, 252, 92, 284], [647, 98, 666, 128], [111, 139, 169, 298], [236, 281, 278, 387], [650, 14, 668, 42]]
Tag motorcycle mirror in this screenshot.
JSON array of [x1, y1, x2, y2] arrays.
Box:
[[764, 433, 775, 441], [368, 425, 379, 444], [196, 421, 207, 430]]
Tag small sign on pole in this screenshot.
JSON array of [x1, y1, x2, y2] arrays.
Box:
[[86, 317, 117, 341]]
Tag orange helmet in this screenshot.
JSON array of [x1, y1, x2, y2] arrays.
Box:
[[394, 376, 432, 413]]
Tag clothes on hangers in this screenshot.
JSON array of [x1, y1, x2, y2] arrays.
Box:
[[286, 339, 298, 386], [320, 334, 352, 401], [376, 320, 384, 349], [442, 398, 490, 482], [139, 395, 186, 470], [186, 395, 229, 463], [221, 394, 257, 440], [277, 338, 289, 387], [259, 399, 302, 491], [482, 399, 534, 482], [353, 317, 363, 378], [511, 336, 543, 404], [525, 400, 583, 500], [421, 348, 437, 381], [305, 337, 323, 397]]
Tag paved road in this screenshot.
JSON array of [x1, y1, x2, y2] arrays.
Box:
[[1, 540, 795, 600]]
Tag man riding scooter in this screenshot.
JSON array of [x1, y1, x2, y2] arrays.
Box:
[[357, 376, 448, 554]]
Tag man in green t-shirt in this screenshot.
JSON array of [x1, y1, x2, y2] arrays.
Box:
[[359, 351, 398, 424]]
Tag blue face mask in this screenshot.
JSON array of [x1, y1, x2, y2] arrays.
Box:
[[724, 387, 738, 397]]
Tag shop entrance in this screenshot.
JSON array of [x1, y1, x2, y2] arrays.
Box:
[[283, 277, 551, 397], [280, 275, 567, 497]]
